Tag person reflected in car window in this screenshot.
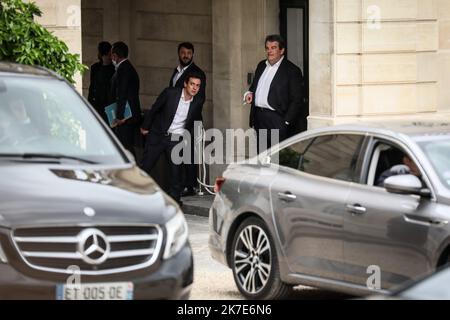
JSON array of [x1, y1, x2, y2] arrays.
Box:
[[2, 98, 37, 145], [376, 154, 421, 187], [8, 98, 31, 125]]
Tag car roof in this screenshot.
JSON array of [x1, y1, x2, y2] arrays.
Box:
[[316, 121, 450, 139], [0, 62, 62, 79]]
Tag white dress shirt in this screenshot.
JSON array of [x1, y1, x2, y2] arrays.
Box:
[[254, 56, 284, 111], [115, 58, 128, 70], [172, 63, 192, 87], [168, 90, 193, 135]]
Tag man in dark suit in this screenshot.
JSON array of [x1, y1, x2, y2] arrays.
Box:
[[140, 73, 203, 205], [170, 42, 206, 104], [111, 41, 142, 156], [245, 35, 305, 152], [88, 41, 115, 124], [169, 42, 206, 197]]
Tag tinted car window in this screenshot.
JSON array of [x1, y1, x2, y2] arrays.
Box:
[[300, 134, 364, 182], [272, 139, 311, 170], [0, 76, 125, 164]]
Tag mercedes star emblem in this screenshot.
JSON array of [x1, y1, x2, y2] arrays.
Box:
[[83, 207, 96, 217], [77, 229, 110, 265]]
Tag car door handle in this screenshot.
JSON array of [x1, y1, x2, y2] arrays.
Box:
[[278, 192, 297, 202], [346, 204, 367, 215], [403, 214, 449, 227]]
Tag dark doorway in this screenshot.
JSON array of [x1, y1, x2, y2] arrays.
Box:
[[280, 0, 309, 133]]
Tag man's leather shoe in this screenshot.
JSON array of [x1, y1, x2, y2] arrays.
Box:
[[181, 187, 196, 197]]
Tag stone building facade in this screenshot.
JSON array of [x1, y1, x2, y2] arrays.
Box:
[[34, 0, 450, 180]]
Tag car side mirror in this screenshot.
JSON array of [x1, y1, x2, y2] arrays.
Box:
[[259, 155, 271, 167], [384, 175, 431, 197]]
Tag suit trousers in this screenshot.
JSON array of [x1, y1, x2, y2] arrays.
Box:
[[141, 134, 184, 202], [115, 123, 136, 157], [184, 134, 198, 189], [254, 107, 288, 153]]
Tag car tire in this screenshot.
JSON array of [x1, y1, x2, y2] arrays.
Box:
[[231, 217, 293, 300]]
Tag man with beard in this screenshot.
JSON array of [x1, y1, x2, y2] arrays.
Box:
[[170, 42, 206, 103], [169, 42, 206, 197]]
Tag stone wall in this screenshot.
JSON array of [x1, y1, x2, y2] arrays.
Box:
[[437, 0, 450, 113], [309, 0, 450, 128], [34, 0, 83, 92], [38, 0, 450, 183]]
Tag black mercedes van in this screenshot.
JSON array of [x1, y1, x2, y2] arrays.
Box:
[[0, 63, 193, 300]]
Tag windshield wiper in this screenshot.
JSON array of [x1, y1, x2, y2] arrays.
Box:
[[0, 153, 98, 164]]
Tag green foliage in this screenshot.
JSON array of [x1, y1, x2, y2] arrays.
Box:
[[0, 0, 87, 83]]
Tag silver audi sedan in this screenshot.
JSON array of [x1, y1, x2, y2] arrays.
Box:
[[209, 122, 450, 299]]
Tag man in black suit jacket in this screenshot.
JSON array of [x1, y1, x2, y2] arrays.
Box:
[[88, 41, 115, 124], [245, 35, 306, 152], [170, 42, 206, 104], [111, 41, 142, 156], [140, 73, 203, 204], [169, 42, 206, 196]]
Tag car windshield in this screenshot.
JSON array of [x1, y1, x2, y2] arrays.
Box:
[[0, 75, 125, 165], [417, 136, 450, 190]]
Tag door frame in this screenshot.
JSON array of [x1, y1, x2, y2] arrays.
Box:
[[279, 0, 309, 107]]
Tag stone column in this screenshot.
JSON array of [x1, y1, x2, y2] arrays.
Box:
[[211, 0, 278, 180], [437, 0, 450, 113], [308, 0, 334, 128]]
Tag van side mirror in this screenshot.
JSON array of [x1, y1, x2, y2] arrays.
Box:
[[384, 175, 431, 197]]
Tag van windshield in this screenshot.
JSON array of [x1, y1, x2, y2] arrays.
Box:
[[0, 76, 125, 165]]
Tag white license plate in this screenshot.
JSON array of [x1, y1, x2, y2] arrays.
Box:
[[56, 282, 134, 300]]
